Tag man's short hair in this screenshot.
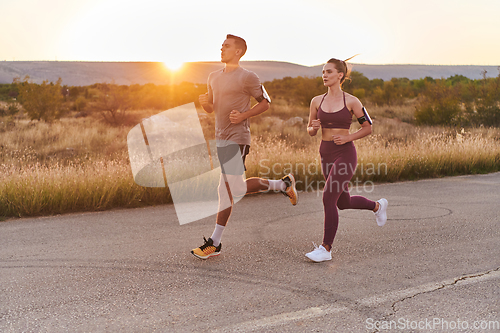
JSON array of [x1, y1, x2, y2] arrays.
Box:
[[226, 34, 247, 57]]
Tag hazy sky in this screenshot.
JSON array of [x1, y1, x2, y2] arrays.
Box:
[[2, 0, 499, 69]]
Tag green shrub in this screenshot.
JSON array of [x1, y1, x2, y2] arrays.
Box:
[[353, 88, 366, 99], [415, 80, 461, 126], [16, 76, 65, 122]]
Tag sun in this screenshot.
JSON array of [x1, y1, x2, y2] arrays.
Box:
[[163, 59, 185, 73]]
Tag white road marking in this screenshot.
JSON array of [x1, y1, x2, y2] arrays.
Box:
[[217, 269, 500, 332]]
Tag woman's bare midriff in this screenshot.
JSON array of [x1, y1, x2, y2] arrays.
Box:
[[321, 128, 350, 141]]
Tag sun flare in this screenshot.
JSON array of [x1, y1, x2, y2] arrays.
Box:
[[163, 60, 185, 73]]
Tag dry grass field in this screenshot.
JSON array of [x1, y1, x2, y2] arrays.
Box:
[[1, 100, 500, 218]]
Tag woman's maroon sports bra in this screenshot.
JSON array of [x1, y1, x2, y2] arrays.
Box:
[[317, 92, 352, 129]]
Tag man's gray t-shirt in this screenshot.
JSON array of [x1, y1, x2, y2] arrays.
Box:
[[207, 66, 263, 146]]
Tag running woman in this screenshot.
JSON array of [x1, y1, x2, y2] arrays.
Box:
[[305, 58, 388, 262], [191, 34, 298, 259]]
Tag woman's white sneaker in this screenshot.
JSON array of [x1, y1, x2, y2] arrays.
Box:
[[374, 198, 388, 226], [305, 243, 332, 262]]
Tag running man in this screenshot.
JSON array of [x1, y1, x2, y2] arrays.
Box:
[[191, 34, 298, 259]]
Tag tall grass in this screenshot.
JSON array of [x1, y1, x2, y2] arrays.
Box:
[[0, 160, 171, 218], [1, 103, 500, 218], [245, 124, 500, 189]]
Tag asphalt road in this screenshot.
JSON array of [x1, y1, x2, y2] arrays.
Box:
[[1, 173, 499, 332]]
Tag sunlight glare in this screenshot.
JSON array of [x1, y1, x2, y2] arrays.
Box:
[[163, 60, 185, 73]]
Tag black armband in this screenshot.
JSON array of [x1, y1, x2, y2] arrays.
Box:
[[357, 107, 373, 125], [256, 85, 271, 103]]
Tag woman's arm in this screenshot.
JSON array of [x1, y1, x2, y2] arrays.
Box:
[[307, 96, 321, 136]]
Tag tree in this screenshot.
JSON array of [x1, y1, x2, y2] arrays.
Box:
[[292, 76, 325, 106], [343, 71, 370, 95], [446, 74, 470, 86], [88, 84, 132, 125], [16, 76, 64, 122], [74, 96, 87, 112], [474, 71, 500, 126], [415, 80, 461, 126], [370, 80, 401, 105]]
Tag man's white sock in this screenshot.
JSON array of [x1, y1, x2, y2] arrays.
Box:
[[268, 179, 286, 191], [211, 224, 225, 246]]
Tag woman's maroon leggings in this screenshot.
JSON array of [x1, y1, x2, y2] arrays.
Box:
[[320, 140, 376, 246]]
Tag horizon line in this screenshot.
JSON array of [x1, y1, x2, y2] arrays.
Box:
[[1, 59, 499, 67]]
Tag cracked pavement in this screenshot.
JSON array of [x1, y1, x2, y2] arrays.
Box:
[[1, 172, 499, 332]]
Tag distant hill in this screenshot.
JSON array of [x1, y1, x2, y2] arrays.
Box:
[[0, 61, 498, 86]]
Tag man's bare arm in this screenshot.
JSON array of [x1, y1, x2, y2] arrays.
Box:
[[229, 100, 269, 124], [199, 93, 214, 113]]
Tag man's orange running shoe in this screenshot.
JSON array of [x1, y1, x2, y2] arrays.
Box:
[[191, 237, 222, 259], [282, 174, 298, 205]]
